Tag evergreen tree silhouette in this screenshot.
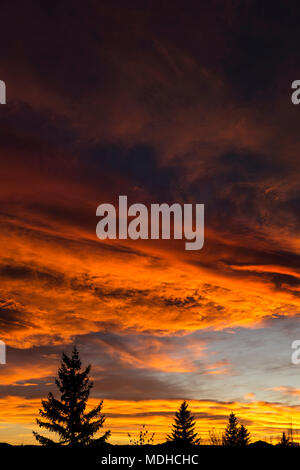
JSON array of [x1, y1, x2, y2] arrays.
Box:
[[33, 347, 110, 446], [167, 401, 200, 445], [237, 424, 251, 446], [223, 412, 239, 446], [278, 432, 290, 447]]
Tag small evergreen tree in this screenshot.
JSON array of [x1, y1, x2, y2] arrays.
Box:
[[223, 413, 251, 447], [237, 424, 251, 446], [278, 432, 290, 447], [223, 412, 240, 446], [33, 347, 110, 446], [167, 401, 200, 445]]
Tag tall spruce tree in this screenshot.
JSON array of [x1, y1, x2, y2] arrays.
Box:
[[33, 347, 110, 446], [223, 412, 239, 446], [167, 401, 200, 445], [237, 424, 251, 446], [223, 413, 251, 447]]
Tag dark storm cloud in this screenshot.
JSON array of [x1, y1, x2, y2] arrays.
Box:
[[219, 150, 284, 182], [0, 0, 297, 245], [223, 1, 300, 102], [0, 2, 107, 99], [0, 304, 31, 332], [186, 147, 290, 234], [93, 286, 151, 300], [220, 247, 300, 270], [245, 272, 300, 297], [0, 263, 65, 286], [163, 295, 201, 308], [0, 102, 75, 154], [28, 201, 94, 233], [82, 143, 182, 199], [190, 244, 300, 296], [230, 266, 300, 298]]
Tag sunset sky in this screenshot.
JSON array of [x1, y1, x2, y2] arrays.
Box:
[[0, 1, 300, 445]]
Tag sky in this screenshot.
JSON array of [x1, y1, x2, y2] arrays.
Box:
[[0, 0, 300, 444]]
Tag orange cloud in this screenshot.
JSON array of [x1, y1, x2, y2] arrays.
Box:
[[0, 216, 299, 350]]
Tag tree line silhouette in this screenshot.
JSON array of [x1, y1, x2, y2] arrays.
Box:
[[33, 347, 293, 448]]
